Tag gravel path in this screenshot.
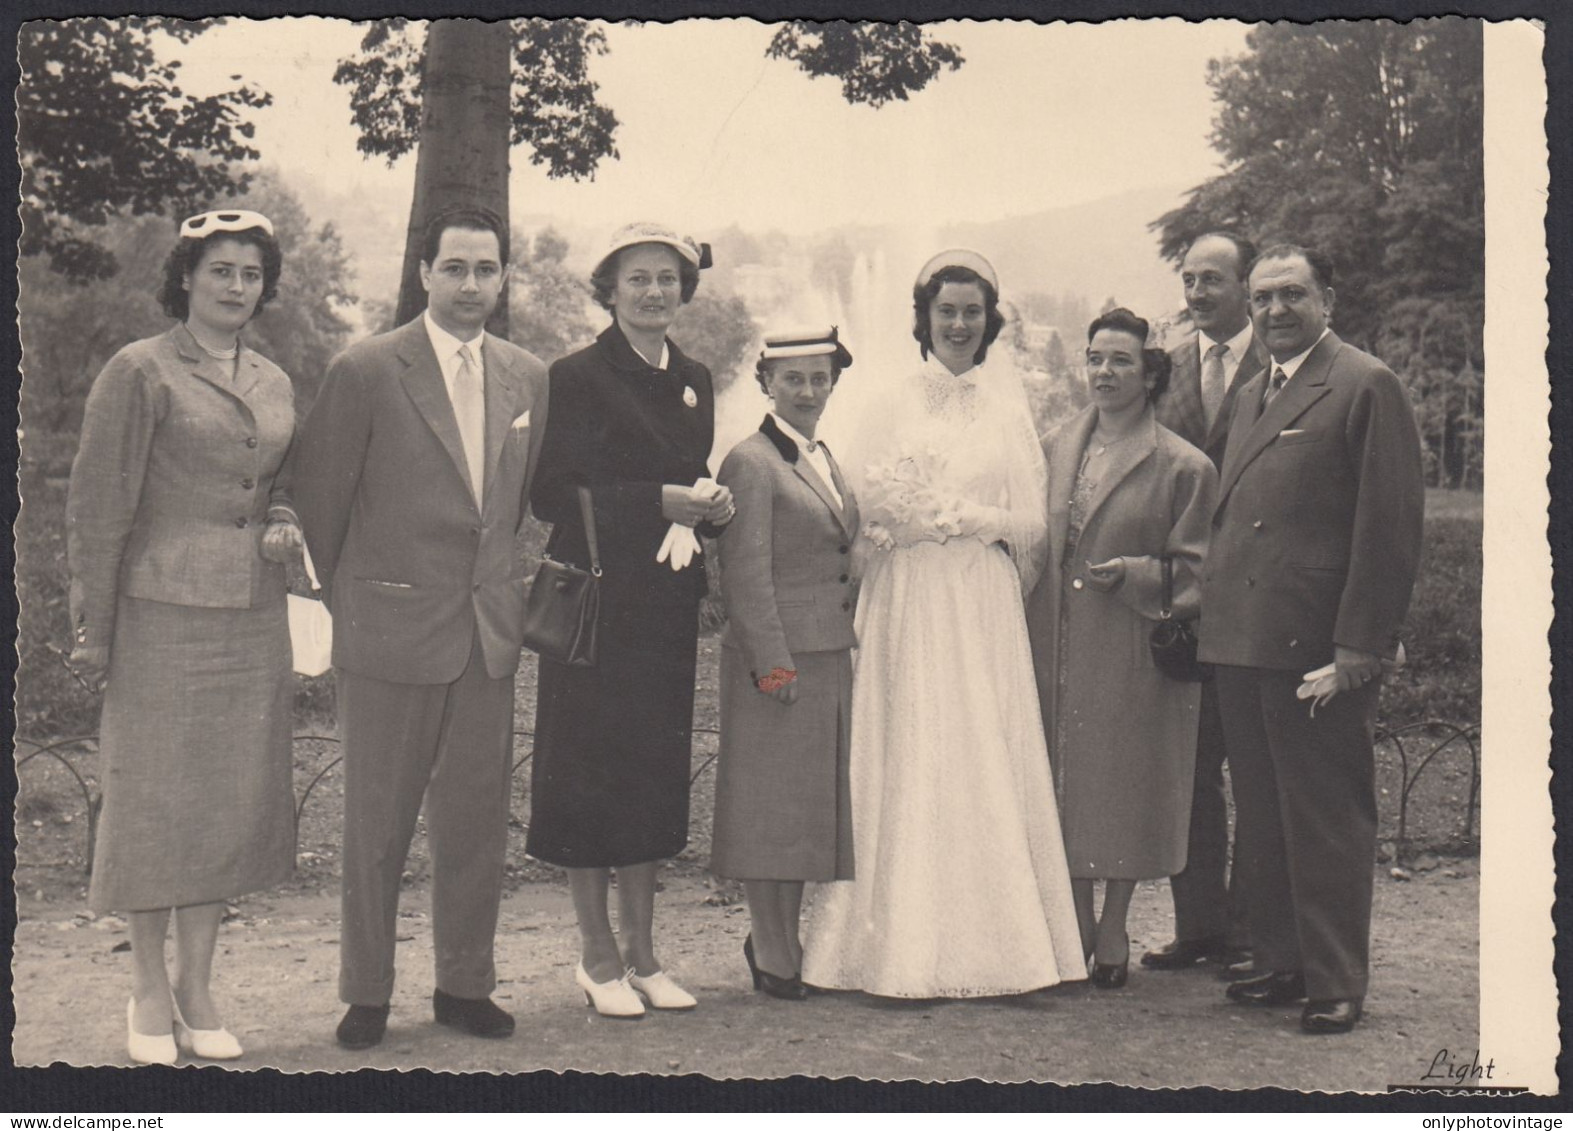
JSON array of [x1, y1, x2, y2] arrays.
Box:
[[11, 859, 1478, 1091]]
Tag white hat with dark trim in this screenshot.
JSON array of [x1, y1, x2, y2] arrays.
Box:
[[759, 325, 853, 370], [596, 221, 712, 273], [914, 248, 999, 292]]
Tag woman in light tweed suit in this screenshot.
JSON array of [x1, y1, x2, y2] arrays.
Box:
[[65, 210, 301, 1064], [713, 327, 858, 1001]]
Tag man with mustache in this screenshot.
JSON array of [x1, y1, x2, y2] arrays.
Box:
[[1198, 244, 1424, 1033], [294, 205, 549, 1051], [1143, 231, 1266, 975]]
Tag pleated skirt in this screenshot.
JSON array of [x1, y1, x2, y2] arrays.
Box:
[[88, 596, 296, 912], [711, 646, 854, 882]]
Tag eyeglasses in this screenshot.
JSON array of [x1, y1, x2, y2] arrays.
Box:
[[180, 210, 274, 239]]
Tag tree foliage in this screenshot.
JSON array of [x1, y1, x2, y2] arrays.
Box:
[[508, 227, 597, 363], [765, 21, 964, 108], [19, 170, 356, 433], [334, 18, 618, 181], [18, 17, 272, 281], [674, 293, 758, 393], [1153, 19, 1483, 486]]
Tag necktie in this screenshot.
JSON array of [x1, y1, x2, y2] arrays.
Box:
[[1262, 366, 1288, 410], [453, 343, 486, 502], [1201, 341, 1229, 427]]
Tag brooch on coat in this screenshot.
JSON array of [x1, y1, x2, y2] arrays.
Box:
[[682, 385, 698, 408]]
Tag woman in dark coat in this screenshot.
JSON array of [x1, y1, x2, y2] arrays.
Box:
[[712, 327, 859, 1001], [527, 222, 734, 1017], [1026, 307, 1218, 990], [65, 209, 301, 1062]]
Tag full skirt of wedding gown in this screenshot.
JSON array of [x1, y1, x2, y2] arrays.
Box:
[[800, 535, 1086, 997]]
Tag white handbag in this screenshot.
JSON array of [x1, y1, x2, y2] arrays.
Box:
[[287, 543, 333, 677]]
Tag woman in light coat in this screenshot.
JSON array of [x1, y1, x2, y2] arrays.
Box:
[[1026, 307, 1219, 989], [712, 327, 858, 1001], [66, 209, 301, 1062]]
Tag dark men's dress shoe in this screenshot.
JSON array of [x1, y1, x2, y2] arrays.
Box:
[[336, 1004, 391, 1050], [1220, 955, 1261, 982], [1141, 935, 1229, 969], [1226, 970, 1308, 1006], [1302, 998, 1363, 1034], [432, 989, 515, 1039]]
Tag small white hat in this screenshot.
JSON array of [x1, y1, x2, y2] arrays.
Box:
[[914, 248, 999, 292], [760, 325, 853, 370], [596, 221, 712, 273]]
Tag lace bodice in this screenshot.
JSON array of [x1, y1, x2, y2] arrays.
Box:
[[852, 354, 1050, 591]]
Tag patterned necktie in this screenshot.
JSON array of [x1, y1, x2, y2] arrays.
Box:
[[453, 343, 486, 502], [1201, 341, 1229, 427], [1262, 366, 1288, 410]]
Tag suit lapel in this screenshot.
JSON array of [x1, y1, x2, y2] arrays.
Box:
[[395, 320, 475, 507], [1170, 341, 1208, 446], [171, 325, 262, 421], [1203, 331, 1268, 455], [480, 334, 520, 513], [1218, 332, 1340, 504], [1047, 405, 1096, 570], [760, 415, 851, 535], [823, 446, 859, 540]]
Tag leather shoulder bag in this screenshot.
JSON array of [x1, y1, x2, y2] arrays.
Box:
[[521, 486, 601, 667]]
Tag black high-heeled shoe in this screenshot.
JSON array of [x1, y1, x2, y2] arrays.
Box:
[[744, 935, 807, 1001], [1090, 960, 1129, 989], [1091, 929, 1130, 989]]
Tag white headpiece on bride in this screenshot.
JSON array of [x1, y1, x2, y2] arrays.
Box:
[[914, 248, 999, 292]]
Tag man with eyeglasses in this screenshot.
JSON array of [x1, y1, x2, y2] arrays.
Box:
[[294, 205, 549, 1051], [1197, 244, 1424, 1034]]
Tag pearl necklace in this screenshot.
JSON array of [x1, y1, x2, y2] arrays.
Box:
[[187, 324, 239, 361]]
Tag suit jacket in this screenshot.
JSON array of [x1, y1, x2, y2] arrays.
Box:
[[717, 417, 860, 677], [531, 322, 716, 609], [1158, 329, 1270, 469], [293, 317, 548, 683], [1197, 331, 1424, 671], [66, 324, 296, 646]]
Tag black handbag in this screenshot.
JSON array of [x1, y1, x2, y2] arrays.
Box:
[[521, 486, 601, 667], [1148, 554, 1211, 682]]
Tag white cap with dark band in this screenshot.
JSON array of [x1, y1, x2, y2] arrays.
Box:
[[759, 325, 853, 370]]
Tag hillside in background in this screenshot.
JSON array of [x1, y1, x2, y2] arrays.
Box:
[[294, 171, 1191, 339]]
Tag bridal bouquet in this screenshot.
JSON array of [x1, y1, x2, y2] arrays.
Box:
[[860, 440, 966, 550]]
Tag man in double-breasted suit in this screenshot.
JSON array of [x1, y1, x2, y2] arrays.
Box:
[[1199, 244, 1423, 1033], [1145, 232, 1267, 973], [294, 207, 549, 1049]]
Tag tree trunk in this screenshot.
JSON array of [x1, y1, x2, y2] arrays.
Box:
[[395, 19, 513, 336]]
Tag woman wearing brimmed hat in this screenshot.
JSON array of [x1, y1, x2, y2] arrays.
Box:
[[712, 327, 859, 1001], [800, 250, 1084, 998], [65, 209, 302, 1062], [527, 222, 734, 1017]]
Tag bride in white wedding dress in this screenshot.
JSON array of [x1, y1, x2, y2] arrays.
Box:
[[800, 250, 1085, 998]]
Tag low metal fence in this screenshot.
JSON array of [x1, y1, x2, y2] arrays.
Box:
[[15, 718, 1480, 877]]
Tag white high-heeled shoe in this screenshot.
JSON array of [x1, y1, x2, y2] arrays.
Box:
[[575, 963, 645, 1019], [628, 969, 697, 1011], [171, 998, 243, 1060], [126, 998, 177, 1066]]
